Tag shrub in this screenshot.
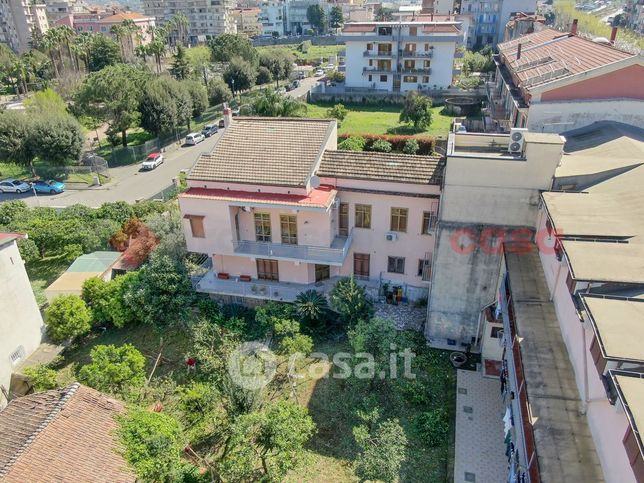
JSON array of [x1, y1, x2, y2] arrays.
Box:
[[256, 66, 273, 85], [338, 133, 435, 155], [338, 135, 366, 151], [326, 103, 348, 124], [370, 139, 392, 153], [79, 344, 146, 393], [402, 138, 419, 155], [45, 295, 92, 342], [17, 238, 39, 263], [207, 78, 233, 106], [23, 365, 59, 391], [354, 417, 407, 482], [329, 278, 373, 326], [414, 408, 449, 447]]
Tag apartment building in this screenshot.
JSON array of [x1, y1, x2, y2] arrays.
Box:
[[478, 121, 644, 483], [259, 0, 286, 36], [502, 11, 545, 41], [231, 7, 261, 37], [0, 234, 44, 408], [180, 111, 442, 303], [143, 0, 236, 43], [454, 0, 535, 47], [0, 0, 49, 53], [488, 26, 644, 133], [339, 17, 464, 92]]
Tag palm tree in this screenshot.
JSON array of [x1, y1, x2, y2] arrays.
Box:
[[120, 19, 139, 61], [9, 57, 28, 96], [147, 38, 166, 74], [72, 32, 92, 72], [37, 31, 59, 78], [170, 13, 189, 47], [251, 89, 307, 117], [295, 290, 328, 324], [56, 25, 75, 71], [110, 24, 126, 60]]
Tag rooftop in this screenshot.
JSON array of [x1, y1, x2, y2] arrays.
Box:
[[0, 384, 134, 482], [98, 11, 152, 23], [318, 150, 442, 185], [562, 240, 644, 284], [188, 117, 335, 188], [612, 373, 644, 461], [66, 251, 122, 273]]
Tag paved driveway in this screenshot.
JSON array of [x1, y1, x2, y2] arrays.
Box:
[[0, 131, 223, 208]]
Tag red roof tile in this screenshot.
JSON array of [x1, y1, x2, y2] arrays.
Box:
[[180, 185, 337, 209], [99, 11, 152, 23], [343, 24, 376, 32]]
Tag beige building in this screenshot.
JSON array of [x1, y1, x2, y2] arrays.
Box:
[[231, 7, 261, 37], [0, 0, 49, 53], [0, 234, 44, 408]]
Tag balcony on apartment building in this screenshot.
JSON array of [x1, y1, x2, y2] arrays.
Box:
[[399, 49, 433, 58], [363, 49, 393, 58], [232, 229, 353, 266], [400, 66, 432, 75], [363, 66, 393, 75]]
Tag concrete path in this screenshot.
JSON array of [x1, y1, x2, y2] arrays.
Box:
[[454, 369, 508, 483]]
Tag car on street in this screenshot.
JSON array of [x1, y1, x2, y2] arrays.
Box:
[[141, 152, 164, 170], [32, 179, 65, 194], [218, 119, 225, 128], [0, 179, 31, 193], [202, 124, 218, 137], [185, 133, 205, 145], [297, 71, 306, 80], [315, 69, 324, 77]]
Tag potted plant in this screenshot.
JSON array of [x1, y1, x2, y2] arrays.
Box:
[[382, 282, 390, 297]]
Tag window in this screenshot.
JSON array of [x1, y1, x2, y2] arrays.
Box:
[[422, 211, 437, 234], [380, 74, 387, 82], [339, 202, 349, 236], [377, 43, 391, 55], [355, 204, 372, 229], [404, 59, 415, 70], [403, 76, 417, 83], [388, 256, 405, 274], [368, 74, 372, 82], [184, 215, 205, 238], [390, 208, 408, 232], [280, 215, 297, 244], [354, 253, 370, 278], [315, 264, 330, 282], [409, 26, 417, 35], [257, 259, 279, 280], [366, 43, 373, 50], [423, 60, 431, 68], [418, 259, 431, 281], [254, 213, 271, 242], [423, 76, 429, 83]]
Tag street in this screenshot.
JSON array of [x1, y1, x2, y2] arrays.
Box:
[[286, 75, 319, 99], [0, 131, 223, 208]]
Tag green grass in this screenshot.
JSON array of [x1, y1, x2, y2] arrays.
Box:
[[257, 44, 345, 64], [25, 255, 69, 308], [304, 103, 453, 139], [0, 162, 31, 180]]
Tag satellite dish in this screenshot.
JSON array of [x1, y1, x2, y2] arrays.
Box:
[[310, 175, 321, 188]]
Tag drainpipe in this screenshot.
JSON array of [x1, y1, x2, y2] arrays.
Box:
[[581, 316, 589, 414]]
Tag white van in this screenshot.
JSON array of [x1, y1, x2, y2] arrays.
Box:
[[185, 132, 205, 145]]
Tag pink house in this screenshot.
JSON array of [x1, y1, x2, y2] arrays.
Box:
[[179, 112, 442, 303], [72, 11, 155, 44]]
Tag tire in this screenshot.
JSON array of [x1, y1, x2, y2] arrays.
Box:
[[16, 189, 22, 194], [50, 189, 56, 194]]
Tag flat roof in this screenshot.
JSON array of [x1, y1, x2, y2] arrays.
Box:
[[582, 295, 644, 362], [45, 272, 103, 293], [562, 240, 644, 283], [613, 373, 644, 458], [66, 251, 121, 273]]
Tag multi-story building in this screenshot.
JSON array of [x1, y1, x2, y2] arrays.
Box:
[[455, 0, 535, 47], [259, 0, 286, 36], [231, 7, 261, 36], [502, 11, 544, 41], [339, 17, 464, 92], [285, 0, 319, 34], [0, 233, 44, 408], [180, 111, 442, 304], [0, 0, 49, 53], [72, 11, 155, 44], [142, 0, 236, 44], [487, 26, 644, 133]]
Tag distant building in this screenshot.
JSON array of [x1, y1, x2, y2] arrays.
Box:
[[339, 17, 464, 92], [231, 7, 262, 37], [72, 11, 155, 44], [487, 27, 644, 133], [502, 11, 545, 41], [0, 234, 44, 408], [259, 0, 287, 36], [0, 0, 49, 53]]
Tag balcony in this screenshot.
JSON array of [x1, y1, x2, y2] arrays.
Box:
[[401, 67, 431, 75], [362, 67, 393, 75], [399, 50, 433, 58], [232, 230, 353, 266], [363, 50, 393, 58]]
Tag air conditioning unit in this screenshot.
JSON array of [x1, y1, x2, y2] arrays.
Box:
[[385, 232, 397, 241], [508, 128, 528, 153]]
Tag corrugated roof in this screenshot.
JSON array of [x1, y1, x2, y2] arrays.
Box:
[[66, 251, 122, 273], [318, 150, 442, 184], [188, 117, 335, 187]]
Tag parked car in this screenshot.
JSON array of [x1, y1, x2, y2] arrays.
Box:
[[185, 133, 205, 145], [202, 124, 218, 137], [32, 179, 65, 194], [297, 71, 306, 80], [315, 69, 324, 77], [141, 152, 164, 170], [0, 179, 31, 193], [292, 80, 300, 88], [218, 119, 225, 128]]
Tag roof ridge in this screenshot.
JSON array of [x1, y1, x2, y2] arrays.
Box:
[[0, 383, 80, 478], [234, 116, 333, 122]]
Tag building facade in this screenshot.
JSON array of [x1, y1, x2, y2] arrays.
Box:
[[339, 18, 464, 92], [0, 0, 49, 53], [72, 11, 155, 44], [454, 0, 535, 47], [231, 7, 261, 37], [180, 112, 441, 304], [0, 234, 44, 408], [259, 0, 286, 36]]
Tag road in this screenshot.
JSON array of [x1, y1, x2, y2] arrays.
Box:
[[286, 75, 320, 99], [0, 131, 223, 208]]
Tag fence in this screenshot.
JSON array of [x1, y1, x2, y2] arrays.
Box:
[[310, 84, 486, 105], [36, 155, 110, 187]]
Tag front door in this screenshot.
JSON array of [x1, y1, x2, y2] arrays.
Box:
[[353, 253, 370, 279], [257, 259, 279, 281], [315, 264, 330, 282], [339, 202, 349, 236], [393, 77, 401, 92]]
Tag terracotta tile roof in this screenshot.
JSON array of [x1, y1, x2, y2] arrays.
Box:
[[422, 24, 461, 33], [189, 117, 335, 187], [318, 150, 443, 185], [0, 384, 134, 482], [498, 29, 635, 90], [181, 184, 337, 209], [342, 24, 376, 32], [99, 11, 151, 23]]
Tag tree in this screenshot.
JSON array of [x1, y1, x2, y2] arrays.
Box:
[[348, 317, 398, 364], [256, 66, 272, 85], [353, 417, 407, 482], [17, 238, 39, 263], [295, 290, 328, 325], [307, 4, 327, 34], [87, 34, 123, 72], [329, 5, 344, 29], [24, 88, 68, 115], [207, 77, 233, 106], [45, 295, 92, 342], [326, 103, 348, 125], [82, 276, 111, 322], [251, 89, 306, 117], [75, 64, 148, 147], [32, 114, 84, 164], [0, 110, 35, 167], [79, 344, 146, 393], [223, 57, 257, 95], [329, 277, 373, 326], [186, 45, 212, 85], [183, 79, 208, 117], [109, 272, 141, 327], [169, 45, 190, 80], [414, 408, 449, 447], [139, 78, 179, 136], [118, 408, 184, 482], [375, 7, 394, 21], [399, 92, 433, 130], [23, 365, 59, 391], [208, 33, 258, 64], [259, 50, 294, 88]]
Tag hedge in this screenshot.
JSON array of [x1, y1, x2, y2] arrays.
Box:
[[338, 133, 435, 155]]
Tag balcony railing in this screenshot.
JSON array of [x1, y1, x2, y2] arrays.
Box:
[[363, 50, 393, 57], [362, 67, 393, 75], [232, 230, 353, 266], [399, 50, 433, 58], [401, 67, 431, 75]]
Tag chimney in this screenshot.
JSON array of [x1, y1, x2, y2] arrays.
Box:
[[516, 42, 522, 60], [223, 104, 232, 128], [610, 26, 618, 43], [571, 18, 578, 35]]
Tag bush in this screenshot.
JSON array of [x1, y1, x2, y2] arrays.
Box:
[[338, 135, 366, 151], [79, 343, 146, 393], [45, 295, 92, 342], [326, 103, 348, 124], [17, 238, 40, 263], [402, 138, 419, 155], [338, 133, 435, 155], [23, 365, 59, 391], [414, 408, 449, 447], [256, 66, 273, 85], [370, 139, 392, 153], [207, 78, 233, 107]]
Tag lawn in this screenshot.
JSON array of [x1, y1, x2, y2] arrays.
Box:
[[25, 255, 69, 308], [257, 44, 345, 64], [304, 103, 454, 139]]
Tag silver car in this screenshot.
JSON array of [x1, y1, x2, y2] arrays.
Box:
[[0, 179, 31, 193]]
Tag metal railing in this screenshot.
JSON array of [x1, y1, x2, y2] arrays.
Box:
[[399, 50, 433, 58], [401, 67, 432, 75], [363, 50, 393, 57], [362, 67, 393, 74]]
